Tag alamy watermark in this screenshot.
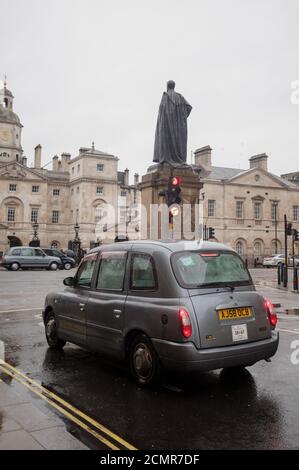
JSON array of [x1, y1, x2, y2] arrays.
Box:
[[290, 80, 299, 104], [94, 201, 205, 242], [290, 339, 299, 365]]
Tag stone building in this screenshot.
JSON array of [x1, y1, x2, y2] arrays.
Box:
[[0, 82, 140, 252], [195, 146, 299, 263]]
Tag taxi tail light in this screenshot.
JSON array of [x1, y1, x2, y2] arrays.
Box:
[[264, 299, 277, 328], [178, 307, 192, 338]]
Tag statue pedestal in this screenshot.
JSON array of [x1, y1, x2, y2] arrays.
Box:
[[138, 163, 204, 240]]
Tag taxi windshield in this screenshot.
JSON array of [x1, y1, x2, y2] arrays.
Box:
[[171, 251, 252, 288]]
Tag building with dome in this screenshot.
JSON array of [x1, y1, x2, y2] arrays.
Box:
[[0, 79, 23, 164], [0, 80, 140, 253]]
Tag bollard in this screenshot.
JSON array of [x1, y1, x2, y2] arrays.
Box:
[[280, 263, 284, 283], [283, 263, 288, 288], [293, 267, 298, 292], [277, 264, 281, 285]]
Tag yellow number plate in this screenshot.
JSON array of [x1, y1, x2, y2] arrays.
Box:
[[218, 307, 252, 321]]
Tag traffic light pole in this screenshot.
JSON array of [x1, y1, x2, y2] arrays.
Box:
[[284, 214, 288, 287]]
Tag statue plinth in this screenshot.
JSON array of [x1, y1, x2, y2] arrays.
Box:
[[138, 163, 204, 240]]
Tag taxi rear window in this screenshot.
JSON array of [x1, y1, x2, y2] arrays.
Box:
[[171, 251, 252, 288]]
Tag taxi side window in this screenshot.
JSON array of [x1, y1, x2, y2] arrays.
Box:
[[130, 254, 157, 290], [96, 252, 127, 290], [76, 256, 97, 288]]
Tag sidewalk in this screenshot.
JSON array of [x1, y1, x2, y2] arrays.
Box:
[[0, 379, 87, 450]]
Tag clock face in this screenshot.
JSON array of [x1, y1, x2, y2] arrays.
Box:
[[0, 127, 13, 145]]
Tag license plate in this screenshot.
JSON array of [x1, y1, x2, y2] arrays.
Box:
[[232, 324, 248, 342], [218, 307, 252, 321]]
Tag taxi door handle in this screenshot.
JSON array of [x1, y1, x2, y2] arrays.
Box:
[[113, 309, 122, 318]]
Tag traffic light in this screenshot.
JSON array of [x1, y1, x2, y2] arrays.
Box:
[[166, 176, 182, 206], [208, 227, 215, 239], [294, 229, 299, 241]]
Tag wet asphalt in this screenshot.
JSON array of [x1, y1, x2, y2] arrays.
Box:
[[0, 268, 299, 450]]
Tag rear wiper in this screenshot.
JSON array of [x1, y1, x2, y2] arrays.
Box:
[[196, 282, 235, 291]]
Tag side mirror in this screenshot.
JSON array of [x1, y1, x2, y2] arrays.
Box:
[[63, 276, 75, 287]]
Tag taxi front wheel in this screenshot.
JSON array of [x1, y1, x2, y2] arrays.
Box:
[[45, 313, 66, 349]]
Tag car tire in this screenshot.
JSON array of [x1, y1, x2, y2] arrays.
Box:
[[64, 262, 72, 270], [10, 262, 20, 271], [49, 262, 58, 271], [129, 334, 161, 386], [45, 313, 66, 349]]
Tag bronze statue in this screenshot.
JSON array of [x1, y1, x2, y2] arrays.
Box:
[[153, 80, 192, 166]]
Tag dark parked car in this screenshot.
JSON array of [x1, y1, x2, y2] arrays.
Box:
[[1, 247, 62, 271], [43, 240, 279, 386], [42, 248, 76, 270]]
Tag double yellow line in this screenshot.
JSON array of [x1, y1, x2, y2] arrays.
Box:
[[0, 360, 137, 451]]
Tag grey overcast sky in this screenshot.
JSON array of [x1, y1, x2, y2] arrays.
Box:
[[1, 0, 299, 180]]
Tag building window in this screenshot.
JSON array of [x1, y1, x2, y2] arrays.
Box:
[[71, 188, 74, 195], [236, 201, 244, 219], [31, 208, 38, 223], [71, 210, 74, 221], [76, 186, 80, 193], [53, 189, 60, 196], [207, 200, 216, 217], [121, 190, 127, 197], [253, 202, 262, 219], [32, 185, 39, 193], [271, 203, 278, 222], [253, 241, 262, 257], [77, 164, 80, 173], [235, 240, 245, 256], [97, 164, 104, 172], [52, 211, 59, 224], [271, 240, 281, 255], [293, 206, 299, 221], [9, 184, 17, 192], [96, 186, 103, 195], [95, 205, 103, 224], [119, 207, 127, 225], [72, 167, 74, 175], [76, 209, 79, 221], [7, 207, 16, 222]]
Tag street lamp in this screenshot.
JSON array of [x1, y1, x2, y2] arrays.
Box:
[[32, 223, 39, 240], [30, 223, 40, 247], [72, 222, 81, 260]]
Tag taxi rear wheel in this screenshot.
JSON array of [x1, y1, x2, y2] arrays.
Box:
[[45, 313, 66, 349], [129, 334, 161, 386]]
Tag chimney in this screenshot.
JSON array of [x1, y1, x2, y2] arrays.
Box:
[[52, 155, 59, 171], [194, 146, 212, 171], [249, 153, 268, 171], [134, 173, 139, 185], [34, 144, 42, 168], [124, 168, 129, 186], [22, 156, 27, 167], [61, 152, 71, 171]]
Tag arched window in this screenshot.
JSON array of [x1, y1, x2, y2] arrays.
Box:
[[271, 240, 281, 255], [51, 241, 60, 249], [95, 204, 103, 224], [236, 240, 244, 256], [254, 241, 262, 257]]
